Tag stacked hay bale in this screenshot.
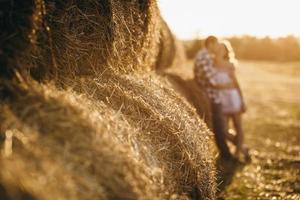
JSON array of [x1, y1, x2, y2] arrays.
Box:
[[0, 0, 44, 80], [164, 73, 212, 127], [0, 83, 161, 200], [0, 0, 216, 199], [108, 0, 161, 71], [70, 72, 216, 199], [28, 0, 162, 80], [156, 17, 187, 71]]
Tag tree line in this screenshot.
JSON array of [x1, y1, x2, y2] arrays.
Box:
[[183, 35, 300, 62]]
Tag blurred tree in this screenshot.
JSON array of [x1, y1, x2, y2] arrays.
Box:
[[183, 35, 300, 62]]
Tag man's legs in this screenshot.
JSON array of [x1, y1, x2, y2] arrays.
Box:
[[211, 103, 232, 159]]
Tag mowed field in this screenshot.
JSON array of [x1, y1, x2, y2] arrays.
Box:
[[219, 61, 300, 199], [168, 60, 300, 199]]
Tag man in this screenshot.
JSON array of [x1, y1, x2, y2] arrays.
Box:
[[194, 36, 234, 159]]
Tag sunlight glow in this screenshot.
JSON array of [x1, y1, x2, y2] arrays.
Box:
[[159, 0, 300, 39]]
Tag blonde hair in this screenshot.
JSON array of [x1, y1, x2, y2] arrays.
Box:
[[220, 40, 237, 64]]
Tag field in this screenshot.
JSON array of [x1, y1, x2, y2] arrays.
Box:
[[167, 60, 300, 199], [218, 61, 300, 199], [1, 1, 299, 199]]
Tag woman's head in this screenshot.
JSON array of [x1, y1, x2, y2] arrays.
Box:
[[217, 40, 237, 63]]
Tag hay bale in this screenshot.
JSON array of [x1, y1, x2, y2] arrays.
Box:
[[0, 1, 216, 199], [0, 0, 44, 79], [70, 71, 216, 199], [28, 0, 161, 80], [156, 18, 186, 71], [31, 0, 117, 79], [0, 82, 161, 200], [40, 0, 184, 75], [0, 0, 183, 79], [165, 74, 212, 127], [108, 0, 161, 71], [0, 0, 160, 80]]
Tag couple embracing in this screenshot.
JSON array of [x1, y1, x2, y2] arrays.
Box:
[[194, 36, 250, 161]]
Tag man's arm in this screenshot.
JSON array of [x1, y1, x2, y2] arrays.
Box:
[[231, 72, 247, 112], [195, 54, 234, 89], [214, 82, 235, 89], [194, 53, 217, 86]]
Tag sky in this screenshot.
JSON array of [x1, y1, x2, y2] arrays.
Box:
[[158, 0, 300, 39]]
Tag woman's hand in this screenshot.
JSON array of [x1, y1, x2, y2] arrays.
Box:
[[213, 55, 222, 66], [241, 102, 247, 113], [223, 62, 235, 71]]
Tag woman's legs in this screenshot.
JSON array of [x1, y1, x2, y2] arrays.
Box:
[[211, 103, 232, 159], [224, 115, 236, 144], [232, 114, 250, 160], [232, 114, 242, 154], [224, 113, 250, 161]]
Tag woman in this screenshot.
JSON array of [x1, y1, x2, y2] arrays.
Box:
[[213, 41, 250, 161]]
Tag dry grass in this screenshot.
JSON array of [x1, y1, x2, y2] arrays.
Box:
[[0, 0, 216, 199], [219, 61, 300, 199]]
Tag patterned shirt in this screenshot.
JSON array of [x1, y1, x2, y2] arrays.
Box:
[[194, 48, 221, 104]]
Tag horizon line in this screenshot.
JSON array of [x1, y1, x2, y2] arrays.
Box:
[[177, 34, 300, 41]]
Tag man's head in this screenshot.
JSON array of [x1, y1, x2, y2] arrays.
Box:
[[204, 36, 219, 53]]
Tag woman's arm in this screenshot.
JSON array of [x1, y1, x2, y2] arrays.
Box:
[[231, 72, 247, 113], [209, 58, 236, 89]]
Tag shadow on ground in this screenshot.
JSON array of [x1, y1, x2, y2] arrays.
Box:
[[216, 157, 246, 200]]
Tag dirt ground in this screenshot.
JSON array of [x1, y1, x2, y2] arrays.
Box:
[[167, 60, 300, 199], [219, 61, 300, 200]]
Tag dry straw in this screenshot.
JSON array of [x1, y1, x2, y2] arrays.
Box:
[[0, 0, 216, 199], [58, 71, 216, 199], [0, 82, 161, 200], [156, 17, 187, 71]]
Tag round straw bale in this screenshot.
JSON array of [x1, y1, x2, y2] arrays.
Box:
[[0, 82, 161, 200], [108, 0, 160, 71], [0, 0, 44, 79], [155, 17, 176, 70], [0, 0, 160, 81], [29, 0, 161, 80], [165, 74, 212, 127], [0, 0, 182, 79], [156, 18, 186, 71], [0, 1, 216, 199], [70, 72, 216, 199]]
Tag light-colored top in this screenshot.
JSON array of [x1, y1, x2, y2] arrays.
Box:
[[213, 69, 242, 114]]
